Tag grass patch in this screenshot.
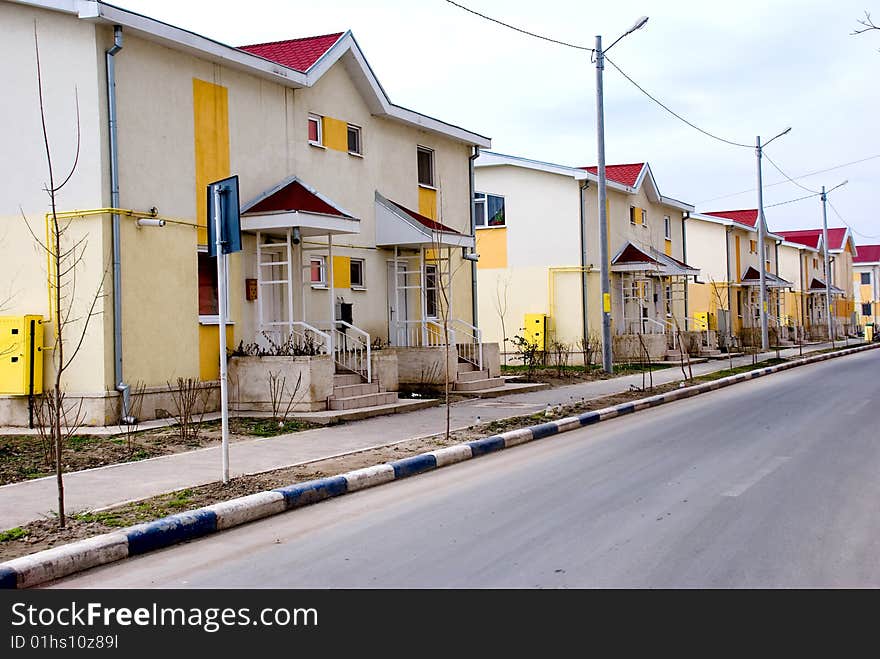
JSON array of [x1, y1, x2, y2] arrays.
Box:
[[73, 511, 128, 528], [67, 435, 98, 451], [0, 527, 28, 543], [231, 418, 313, 437], [693, 358, 788, 382], [165, 488, 194, 510]]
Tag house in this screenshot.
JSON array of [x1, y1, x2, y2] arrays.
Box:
[[775, 228, 858, 338], [0, 0, 498, 426], [686, 210, 792, 347], [473, 151, 700, 364], [775, 238, 827, 341], [853, 244, 880, 336]]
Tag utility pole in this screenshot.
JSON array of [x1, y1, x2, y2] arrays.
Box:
[[819, 180, 848, 345]]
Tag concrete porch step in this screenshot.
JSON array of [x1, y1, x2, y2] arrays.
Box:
[[457, 368, 490, 383], [453, 376, 505, 392], [332, 382, 379, 397], [333, 373, 363, 387], [328, 391, 398, 411], [457, 361, 476, 373], [700, 349, 723, 357]]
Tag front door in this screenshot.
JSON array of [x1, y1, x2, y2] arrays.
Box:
[[386, 261, 409, 346]]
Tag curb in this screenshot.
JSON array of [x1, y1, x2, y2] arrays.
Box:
[[1, 342, 876, 588]]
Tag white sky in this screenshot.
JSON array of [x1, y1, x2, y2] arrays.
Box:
[[111, 0, 880, 242]]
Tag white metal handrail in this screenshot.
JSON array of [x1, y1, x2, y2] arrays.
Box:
[[316, 320, 371, 383], [393, 319, 449, 348], [449, 319, 483, 369], [260, 321, 331, 355]]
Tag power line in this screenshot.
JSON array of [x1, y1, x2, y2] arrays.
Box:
[[603, 55, 752, 149], [444, 0, 594, 52], [762, 153, 820, 194], [697, 154, 880, 204], [827, 200, 880, 240], [764, 192, 821, 208]]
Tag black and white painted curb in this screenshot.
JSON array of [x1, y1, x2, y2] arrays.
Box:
[[1, 342, 876, 589]]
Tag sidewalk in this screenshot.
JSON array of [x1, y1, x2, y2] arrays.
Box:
[[0, 341, 855, 530]]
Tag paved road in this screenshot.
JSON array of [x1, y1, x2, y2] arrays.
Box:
[[0, 343, 848, 531], [51, 348, 880, 588]]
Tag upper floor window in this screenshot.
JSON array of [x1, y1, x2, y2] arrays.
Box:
[[629, 206, 636, 225], [861, 272, 871, 285], [308, 114, 323, 146], [664, 216, 671, 240], [347, 124, 362, 155], [474, 192, 505, 227], [749, 239, 757, 254], [417, 146, 434, 187], [813, 258, 819, 269], [641, 208, 648, 228]]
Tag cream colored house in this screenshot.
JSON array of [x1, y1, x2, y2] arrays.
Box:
[[473, 152, 700, 363], [0, 0, 498, 425], [776, 239, 829, 340], [686, 210, 790, 347], [852, 244, 879, 334]]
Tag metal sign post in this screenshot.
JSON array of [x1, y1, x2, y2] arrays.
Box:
[[208, 176, 241, 485]]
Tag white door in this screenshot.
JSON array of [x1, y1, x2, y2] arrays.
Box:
[[387, 261, 409, 346]]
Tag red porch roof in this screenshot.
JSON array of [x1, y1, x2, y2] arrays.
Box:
[[243, 178, 354, 218], [386, 199, 461, 235]]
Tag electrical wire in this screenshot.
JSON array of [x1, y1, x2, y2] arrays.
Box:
[[764, 192, 822, 208], [827, 200, 880, 240], [444, 0, 594, 52], [603, 55, 752, 149], [762, 153, 820, 195]]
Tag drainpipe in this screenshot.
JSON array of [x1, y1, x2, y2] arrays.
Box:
[[579, 180, 590, 351], [468, 145, 480, 328], [725, 226, 733, 336], [106, 26, 132, 423], [682, 212, 689, 320]]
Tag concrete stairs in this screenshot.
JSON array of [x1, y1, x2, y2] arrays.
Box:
[[327, 372, 398, 411], [453, 361, 504, 392]]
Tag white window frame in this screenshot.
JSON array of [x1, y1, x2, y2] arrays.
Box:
[[860, 271, 871, 285], [664, 216, 671, 240], [310, 255, 327, 287], [629, 206, 636, 226], [425, 263, 438, 319], [197, 246, 231, 325], [308, 113, 324, 147], [641, 208, 648, 228], [417, 146, 435, 188], [347, 123, 362, 156], [350, 258, 366, 289], [474, 191, 505, 228]]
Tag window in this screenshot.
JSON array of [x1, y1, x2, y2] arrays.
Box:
[[813, 258, 819, 269], [863, 303, 873, 316], [417, 146, 434, 187], [665, 284, 672, 315], [474, 192, 505, 227], [347, 124, 361, 155], [350, 258, 365, 288], [308, 114, 323, 145], [641, 208, 648, 228], [749, 240, 757, 254], [310, 256, 326, 286], [861, 272, 871, 285], [629, 206, 636, 225], [664, 216, 671, 240], [425, 264, 438, 318], [198, 252, 219, 316]]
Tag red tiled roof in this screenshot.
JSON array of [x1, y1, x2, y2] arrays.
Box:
[[245, 179, 354, 218], [705, 209, 758, 228], [239, 32, 344, 72], [854, 244, 880, 263], [582, 163, 645, 188], [777, 227, 849, 251], [387, 200, 461, 235], [612, 242, 658, 265]]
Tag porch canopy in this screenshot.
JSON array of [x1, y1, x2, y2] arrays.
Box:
[[240, 175, 360, 236], [611, 241, 699, 277], [375, 192, 474, 248], [808, 277, 845, 295], [740, 266, 793, 288]]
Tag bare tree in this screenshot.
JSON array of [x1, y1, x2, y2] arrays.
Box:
[[492, 271, 512, 366], [708, 277, 734, 370], [20, 27, 108, 528], [853, 10, 880, 34]]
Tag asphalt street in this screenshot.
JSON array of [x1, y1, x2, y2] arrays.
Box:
[[50, 348, 880, 588]]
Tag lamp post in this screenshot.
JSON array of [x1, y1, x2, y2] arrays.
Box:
[[596, 16, 649, 373], [755, 127, 790, 351], [820, 180, 848, 345]]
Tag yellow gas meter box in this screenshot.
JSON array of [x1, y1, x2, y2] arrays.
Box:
[[0, 316, 44, 395], [524, 313, 548, 351]]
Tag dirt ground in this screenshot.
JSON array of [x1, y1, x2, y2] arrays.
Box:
[[502, 362, 672, 388]]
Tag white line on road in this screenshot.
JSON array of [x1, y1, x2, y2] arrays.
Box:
[[723, 456, 791, 497]]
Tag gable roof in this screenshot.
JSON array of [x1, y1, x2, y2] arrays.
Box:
[[854, 244, 880, 264], [374, 192, 473, 248], [583, 163, 645, 188], [776, 227, 855, 254], [776, 230, 822, 250], [239, 33, 345, 72], [704, 209, 758, 228], [611, 241, 699, 276], [241, 176, 355, 218], [26, 1, 489, 147], [740, 266, 793, 288]]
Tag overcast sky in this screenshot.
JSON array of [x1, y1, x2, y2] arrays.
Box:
[[113, 0, 880, 242]]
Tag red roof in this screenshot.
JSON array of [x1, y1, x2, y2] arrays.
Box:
[[854, 244, 880, 263], [387, 200, 461, 235], [612, 242, 658, 265], [777, 227, 849, 251], [582, 163, 645, 188], [239, 32, 344, 72], [704, 209, 758, 228], [244, 179, 354, 218]]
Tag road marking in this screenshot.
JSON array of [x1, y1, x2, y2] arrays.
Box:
[[723, 456, 791, 497]]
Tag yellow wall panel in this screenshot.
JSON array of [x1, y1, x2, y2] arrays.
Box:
[[333, 256, 352, 289], [664, 239, 672, 256], [476, 228, 507, 269], [322, 116, 348, 152], [199, 324, 235, 382], [418, 186, 437, 220], [193, 79, 230, 245], [860, 284, 872, 303]]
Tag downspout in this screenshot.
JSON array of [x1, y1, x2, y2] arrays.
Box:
[[682, 212, 689, 320], [106, 26, 132, 423], [579, 180, 590, 351], [725, 226, 733, 336], [468, 145, 480, 328]]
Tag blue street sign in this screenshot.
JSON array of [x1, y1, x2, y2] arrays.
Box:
[[207, 175, 242, 256]]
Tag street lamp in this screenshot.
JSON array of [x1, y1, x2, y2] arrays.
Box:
[[596, 16, 649, 374], [755, 127, 791, 351], [820, 179, 848, 345]]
